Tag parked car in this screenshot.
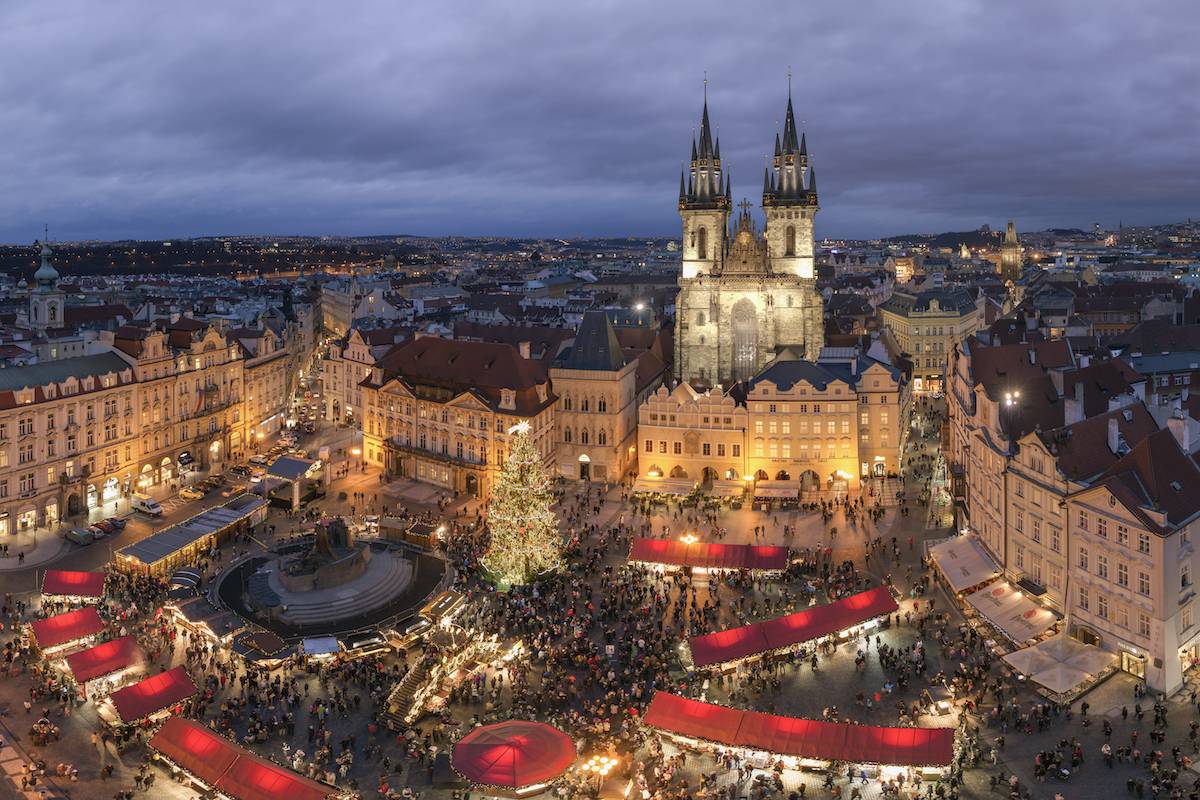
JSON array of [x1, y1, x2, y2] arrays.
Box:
[[66, 528, 95, 545], [132, 494, 163, 515], [179, 486, 205, 501], [248, 454, 269, 465], [229, 465, 251, 478], [91, 519, 116, 533], [87, 524, 109, 539], [104, 517, 128, 530]]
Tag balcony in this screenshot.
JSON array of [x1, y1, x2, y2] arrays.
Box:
[[383, 439, 487, 468]]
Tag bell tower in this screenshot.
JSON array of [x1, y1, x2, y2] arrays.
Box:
[[679, 85, 730, 280], [29, 239, 64, 332], [763, 83, 818, 279]]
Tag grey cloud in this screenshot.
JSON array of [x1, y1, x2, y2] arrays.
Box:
[[0, 0, 1196, 241]]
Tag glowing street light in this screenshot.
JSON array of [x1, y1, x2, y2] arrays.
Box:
[[581, 755, 618, 789], [1004, 390, 1021, 407], [680, 532, 698, 545]]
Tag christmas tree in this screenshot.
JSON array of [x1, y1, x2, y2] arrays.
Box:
[[483, 422, 563, 586]]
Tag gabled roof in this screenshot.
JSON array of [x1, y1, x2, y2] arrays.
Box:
[[1090, 428, 1200, 533], [1062, 359, 1141, 417], [1039, 403, 1159, 482]]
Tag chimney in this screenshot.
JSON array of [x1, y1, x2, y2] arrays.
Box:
[[1066, 382, 1085, 425], [1108, 416, 1120, 455], [518, 341, 531, 360], [1168, 411, 1194, 454]]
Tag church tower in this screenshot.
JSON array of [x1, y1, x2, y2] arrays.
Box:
[[679, 90, 730, 280], [999, 220, 1022, 282], [29, 240, 64, 332], [762, 92, 818, 279], [673, 82, 825, 387]]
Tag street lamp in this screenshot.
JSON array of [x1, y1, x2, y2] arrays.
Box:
[[581, 755, 617, 791], [1004, 390, 1021, 407], [680, 532, 698, 545]]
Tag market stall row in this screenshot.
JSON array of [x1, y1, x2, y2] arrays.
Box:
[[688, 586, 899, 668], [629, 537, 789, 571], [149, 716, 337, 800], [643, 692, 954, 767]]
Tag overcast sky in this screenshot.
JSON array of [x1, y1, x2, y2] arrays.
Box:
[[1, 0, 1196, 243]]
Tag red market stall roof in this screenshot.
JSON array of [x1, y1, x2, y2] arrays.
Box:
[[110, 666, 197, 723], [215, 753, 334, 800], [644, 693, 954, 767], [29, 607, 105, 650], [453, 720, 577, 789], [150, 718, 335, 800], [629, 537, 788, 571], [64, 635, 144, 684], [42, 569, 105, 599], [150, 717, 239, 784], [689, 586, 899, 668]]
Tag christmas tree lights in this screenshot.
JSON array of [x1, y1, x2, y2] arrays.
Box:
[[483, 422, 564, 586]]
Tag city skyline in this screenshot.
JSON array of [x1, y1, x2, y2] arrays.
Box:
[[1, 0, 1197, 243]]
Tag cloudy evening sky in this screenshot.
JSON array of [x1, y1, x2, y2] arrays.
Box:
[[1, 0, 1197, 242]]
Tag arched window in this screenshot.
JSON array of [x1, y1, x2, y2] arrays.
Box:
[[785, 225, 796, 256], [580, 429, 589, 444], [697, 312, 706, 326], [697, 227, 708, 259], [48, 304, 57, 322], [597, 398, 607, 413], [564, 428, 572, 443], [598, 429, 607, 445], [581, 398, 589, 412], [563, 396, 572, 411]]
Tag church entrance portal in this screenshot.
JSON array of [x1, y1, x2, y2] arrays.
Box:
[[731, 299, 758, 381]]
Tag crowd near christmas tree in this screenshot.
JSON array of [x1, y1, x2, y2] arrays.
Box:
[[4, 401, 1200, 800]]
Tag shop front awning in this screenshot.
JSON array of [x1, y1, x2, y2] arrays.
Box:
[[929, 534, 1000, 593], [632, 478, 696, 496], [706, 480, 746, 498], [65, 635, 144, 684], [643, 693, 954, 767], [42, 569, 105, 599], [29, 607, 105, 650], [964, 580, 1057, 645], [629, 537, 789, 571], [150, 717, 335, 800], [110, 666, 198, 723], [689, 586, 899, 668], [753, 480, 800, 499]]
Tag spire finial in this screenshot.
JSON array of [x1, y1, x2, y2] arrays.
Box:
[[787, 65, 792, 95], [703, 71, 707, 103]]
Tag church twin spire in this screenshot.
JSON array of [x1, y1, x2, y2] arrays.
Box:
[[680, 83, 731, 211], [764, 89, 816, 206], [683, 77, 815, 211]]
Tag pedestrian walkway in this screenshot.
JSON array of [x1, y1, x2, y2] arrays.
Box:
[[0, 528, 66, 573]]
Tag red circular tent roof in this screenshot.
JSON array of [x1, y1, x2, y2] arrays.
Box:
[[453, 721, 576, 789]]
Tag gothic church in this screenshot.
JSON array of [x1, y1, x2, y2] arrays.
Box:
[[674, 90, 824, 386]]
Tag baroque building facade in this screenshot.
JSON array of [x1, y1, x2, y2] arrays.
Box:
[[674, 93, 824, 386]]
